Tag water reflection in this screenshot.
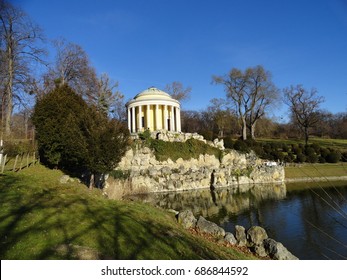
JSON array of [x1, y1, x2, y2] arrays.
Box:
[[130, 183, 286, 223], [129, 182, 347, 260]]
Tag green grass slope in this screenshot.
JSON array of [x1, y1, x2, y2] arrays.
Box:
[[0, 165, 255, 260]]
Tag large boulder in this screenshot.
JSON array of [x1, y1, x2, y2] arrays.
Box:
[[196, 216, 225, 237], [247, 226, 268, 246], [264, 238, 298, 260], [224, 232, 237, 245], [177, 210, 197, 229], [254, 244, 268, 257], [235, 225, 247, 246]]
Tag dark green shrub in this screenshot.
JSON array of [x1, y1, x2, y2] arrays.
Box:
[[341, 152, 347, 162], [304, 146, 316, 157], [32, 84, 130, 179], [325, 151, 341, 163], [319, 148, 329, 159], [223, 136, 234, 149], [33, 85, 90, 169], [109, 170, 130, 180], [150, 138, 221, 161], [138, 129, 151, 141], [284, 152, 295, 163], [269, 150, 284, 161], [292, 144, 302, 155], [318, 156, 326, 163], [200, 130, 214, 141], [263, 153, 274, 160], [252, 145, 265, 157], [233, 139, 250, 153], [296, 153, 306, 163], [311, 143, 321, 153], [244, 138, 257, 148], [282, 144, 290, 153], [307, 153, 319, 163], [270, 142, 281, 150], [263, 143, 272, 154]]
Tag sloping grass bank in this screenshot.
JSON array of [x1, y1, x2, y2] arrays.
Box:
[[0, 165, 255, 260]]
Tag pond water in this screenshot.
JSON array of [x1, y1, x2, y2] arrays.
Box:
[[130, 182, 347, 260]]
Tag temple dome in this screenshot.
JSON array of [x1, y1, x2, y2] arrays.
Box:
[[131, 87, 177, 102]]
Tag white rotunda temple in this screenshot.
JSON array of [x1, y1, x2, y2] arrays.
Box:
[[126, 87, 181, 133]]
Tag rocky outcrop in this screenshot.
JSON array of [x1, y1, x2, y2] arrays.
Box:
[[176, 210, 298, 260], [104, 145, 285, 197]]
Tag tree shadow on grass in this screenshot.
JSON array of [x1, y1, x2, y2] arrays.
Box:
[[0, 172, 231, 260]]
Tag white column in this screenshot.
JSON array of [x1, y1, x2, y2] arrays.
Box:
[[176, 107, 181, 132], [170, 105, 175, 132], [127, 107, 131, 132], [155, 104, 159, 130], [131, 106, 136, 133], [164, 105, 168, 130], [138, 105, 142, 132], [146, 104, 150, 130]]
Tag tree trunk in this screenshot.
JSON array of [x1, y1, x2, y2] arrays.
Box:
[[241, 116, 247, 140], [219, 129, 224, 138], [250, 120, 257, 139], [5, 42, 14, 137], [304, 126, 309, 145], [89, 173, 95, 189]]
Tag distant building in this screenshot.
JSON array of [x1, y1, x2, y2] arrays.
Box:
[[126, 87, 181, 133]]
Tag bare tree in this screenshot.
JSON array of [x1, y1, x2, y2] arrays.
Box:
[[207, 98, 231, 138], [0, 0, 46, 136], [283, 84, 324, 145], [213, 68, 248, 140], [164, 81, 191, 104], [94, 73, 126, 121], [213, 65, 278, 140], [45, 39, 98, 101], [245, 66, 279, 139]]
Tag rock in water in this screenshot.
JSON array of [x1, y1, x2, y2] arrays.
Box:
[[264, 238, 299, 260]]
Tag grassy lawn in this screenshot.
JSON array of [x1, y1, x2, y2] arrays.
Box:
[[285, 163, 347, 179], [0, 164, 255, 260]]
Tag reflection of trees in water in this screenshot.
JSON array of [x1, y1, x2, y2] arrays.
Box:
[[298, 187, 347, 259], [135, 183, 286, 225]]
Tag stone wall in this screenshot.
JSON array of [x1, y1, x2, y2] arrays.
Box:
[[133, 130, 226, 150], [104, 145, 285, 198]]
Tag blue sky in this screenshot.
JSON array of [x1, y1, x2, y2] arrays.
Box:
[[12, 0, 347, 119]]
